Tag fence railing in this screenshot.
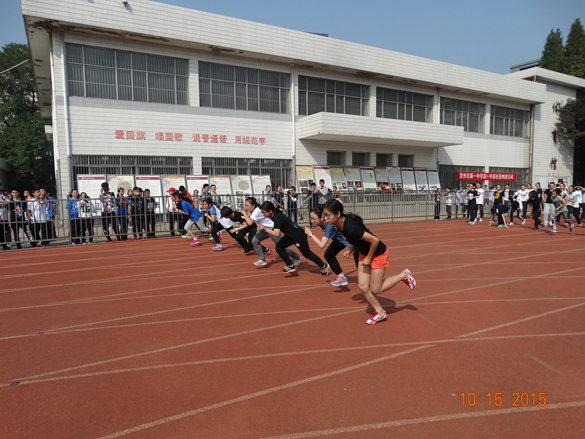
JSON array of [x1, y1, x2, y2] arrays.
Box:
[[0, 191, 474, 249]]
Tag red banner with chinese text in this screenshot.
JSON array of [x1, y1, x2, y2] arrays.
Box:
[[456, 172, 517, 181]]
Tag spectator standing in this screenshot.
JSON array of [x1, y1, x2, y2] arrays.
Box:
[[445, 188, 453, 220], [467, 184, 479, 225], [0, 183, 10, 250], [287, 186, 299, 223], [68, 189, 82, 245], [455, 187, 465, 219], [475, 182, 485, 221], [307, 182, 318, 213], [144, 189, 157, 239], [100, 183, 119, 242], [210, 184, 222, 206], [130, 187, 145, 240], [433, 188, 442, 220], [273, 185, 285, 212], [116, 188, 130, 241], [317, 179, 331, 207], [8, 189, 27, 249], [78, 192, 94, 244], [165, 188, 179, 237], [27, 190, 50, 248]]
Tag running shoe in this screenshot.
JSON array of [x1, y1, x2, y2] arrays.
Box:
[[281, 265, 296, 273], [534, 226, 539, 231], [190, 239, 200, 246], [209, 235, 214, 240], [550, 228, 558, 233], [293, 256, 301, 267], [522, 219, 526, 225], [479, 218, 482, 222], [497, 225, 505, 228], [467, 221, 475, 225], [243, 249, 256, 255], [182, 234, 190, 238], [509, 223, 514, 226], [254, 259, 267, 266], [321, 264, 329, 276], [366, 310, 387, 325], [264, 248, 271, 256], [330, 275, 348, 287], [402, 269, 416, 290], [212, 244, 223, 251], [570, 224, 574, 233]]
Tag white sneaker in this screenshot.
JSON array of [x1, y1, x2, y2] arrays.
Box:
[[254, 259, 267, 266], [479, 218, 482, 222], [522, 219, 526, 225]]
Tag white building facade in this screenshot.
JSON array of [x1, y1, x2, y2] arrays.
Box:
[[22, 0, 585, 198]]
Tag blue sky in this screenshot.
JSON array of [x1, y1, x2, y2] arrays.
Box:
[[2, 0, 583, 74]]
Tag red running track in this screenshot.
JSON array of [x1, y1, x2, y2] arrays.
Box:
[[1, 220, 584, 438]]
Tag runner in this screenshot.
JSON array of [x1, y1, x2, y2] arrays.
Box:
[[322, 199, 416, 325], [202, 198, 231, 251], [305, 207, 353, 286], [542, 183, 557, 229], [220, 206, 256, 254], [176, 193, 206, 246], [566, 185, 582, 227], [526, 191, 542, 231], [258, 201, 327, 274], [551, 188, 573, 233], [242, 196, 300, 267]]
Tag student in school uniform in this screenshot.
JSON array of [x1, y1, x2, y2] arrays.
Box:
[[176, 192, 206, 246], [220, 206, 256, 254], [203, 197, 232, 251]]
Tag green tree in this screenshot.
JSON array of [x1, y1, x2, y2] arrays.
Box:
[[0, 43, 54, 191], [555, 96, 585, 141], [540, 28, 567, 73], [565, 18, 585, 77]]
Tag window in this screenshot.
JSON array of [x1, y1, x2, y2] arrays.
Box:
[[327, 151, 345, 166], [71, 155, 192, 179], [66, 44, 188, 105], [298, 76, 369, 116], [376, 153, 393, 167], [440, 98, 485, 133], [352, 152, 369, 166], [199, 62, 290, 114], [490, 106, 530, 137], [376, 88, 433, 123], [398, 155, 413, 168], [202, 157, 292, 188]]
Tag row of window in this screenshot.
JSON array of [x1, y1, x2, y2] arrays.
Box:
[[65, 44, 531, 138], [327, 152, 413, 168]]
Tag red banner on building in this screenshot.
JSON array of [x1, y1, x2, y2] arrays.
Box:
[[457, 172, 517, 181]]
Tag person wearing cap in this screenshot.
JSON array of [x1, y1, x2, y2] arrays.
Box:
[[165, 187, 180, 237]]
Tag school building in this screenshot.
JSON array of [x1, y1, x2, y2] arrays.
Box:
[[22, 0, 585, 197]]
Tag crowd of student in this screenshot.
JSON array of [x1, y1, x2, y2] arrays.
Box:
[[432, 181, 584, 232]]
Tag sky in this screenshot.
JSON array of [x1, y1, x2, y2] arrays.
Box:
[[1, 0, 583, 74]]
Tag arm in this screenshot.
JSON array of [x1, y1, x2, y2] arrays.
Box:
[[258, 223, 279, 238], [304, 227, 332, 249], [359, 232, 379, 266], [241, 210, 255, 227]]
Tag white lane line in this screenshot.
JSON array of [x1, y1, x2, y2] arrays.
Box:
[[418, 314, 436, 326], [413, 306, 479, 329], [14, 308, 359, 381], [5, 332, 584, 389], [258, 400, 585, 439], [526, 353, 560, 373], [457, 301, 585, 338], [93, 345, 434, 439]]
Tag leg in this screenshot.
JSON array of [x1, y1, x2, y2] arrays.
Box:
[[11, 223, 22, 249], [210, 223, 224, 244], [252, 229, 270, 260], [275, 235, 294, 266], [269, 233, 300, 261], [324, 241, 346, 276], [357, 263, 384, 314], [235, 227, 254, 252], [294, 235, 325, 268]]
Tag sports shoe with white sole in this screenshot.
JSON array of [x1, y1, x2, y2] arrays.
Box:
[[550, 228, 558, 233], [402, 269, 416, 290], [570, 224, 574, 233], [264, 248, 271, 257], [190, 239, 200, 246], [281, 265, 296, 273], [320, 264, 330, 276], [254, 259, 267, 266], [366, 310, 387, 325], [522, 219, 526, 225], [330, 275, 348, 287], [212, 244, 223, 251]]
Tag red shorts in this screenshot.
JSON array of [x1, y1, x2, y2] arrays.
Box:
[[359, 249, 389, 269]]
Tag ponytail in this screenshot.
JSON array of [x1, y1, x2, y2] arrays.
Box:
[[323, 199, 364, 225]]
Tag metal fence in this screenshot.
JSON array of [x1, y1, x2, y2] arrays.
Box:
[[0, 191, 470, 249]]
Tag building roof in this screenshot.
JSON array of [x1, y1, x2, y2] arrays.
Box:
[[507, 67, 585, 90], [23, 0, 549, 118]]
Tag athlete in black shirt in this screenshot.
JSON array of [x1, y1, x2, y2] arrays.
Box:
[[259, 201, 327, 274], [323, 199, 416, 325]]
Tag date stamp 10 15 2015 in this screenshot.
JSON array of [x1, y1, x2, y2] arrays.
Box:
[[460, 392, 547, 407]]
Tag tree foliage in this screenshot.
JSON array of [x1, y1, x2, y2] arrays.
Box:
[[565, 18, 585, 78], [540, 29, 567, 73], [555, 96, 585, 141], [0, 43, 54, 191]]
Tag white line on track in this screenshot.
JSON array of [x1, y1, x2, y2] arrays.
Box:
[[526, 353, 560, 373]]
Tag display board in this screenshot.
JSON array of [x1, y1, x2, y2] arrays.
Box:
[[251, 175, 272, 194], [107, 175, 135, 194], [374, 167, 389, 190], [329, 167, 347, 191], [387, 167, 403, 189], [77, 175, 107, 199], [135, 175, 164, 213], [360, 167, 377, 191], [414, 168, 429, 191], [231, 175, 253, 210], [186, 176, 209, 194], [400, 168, 416, 190], [426, 169, 441, 190], [344, 167, 362, 190], [296, 165, 315, 193], [313, 166, 333, 189], [209, 175, 232, 195], [162, 175, 187, 193]]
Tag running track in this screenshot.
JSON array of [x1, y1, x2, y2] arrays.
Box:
[[1, 220, 584, 438]]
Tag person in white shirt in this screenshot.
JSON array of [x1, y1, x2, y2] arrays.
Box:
[[504, 184, 511, 209], [515, 184, 530, 224], [241, 197, 300, 267], [27, 189, 50, 248], [0, 183, 10, 250], [566, 186, 582, 227], [455, 187, 465, 219], [475, 182, 485, 222], [445, 187, 453, 219]]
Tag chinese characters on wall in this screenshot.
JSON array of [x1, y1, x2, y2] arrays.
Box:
[[115, 130, 266, 145]]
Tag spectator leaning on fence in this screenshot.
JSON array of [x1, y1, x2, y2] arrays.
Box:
[[0, 183, 10, 250], [116, 188, 130, 241], [68, 189, 82, 245], [77, 192, 94, 244], [100, 183, 119, 243], [27, 190, 50, 248], [144, 189, 157, 239], [9, 189, 27, 249], [433, 188, 442, 220], [287, 186, 299, 223]]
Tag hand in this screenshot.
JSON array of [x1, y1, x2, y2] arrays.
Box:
[[343, 248, 354, 259], [361, 256, 372, 266], [304, 227, 312, 235]]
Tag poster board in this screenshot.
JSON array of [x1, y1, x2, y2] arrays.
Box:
[[360, 167, 377, 191], [426, 169, 441, 190], [231, 175, 253, 210], [296, 165, 315, 194], [135, 175, 164, 213], [329, 167, 347, 191], [387, 167, 403, 190], [374, 167, 389, 190], [209, 175, 232, 195], [414, 168, 429, 191], [345, 167, 362, 191], [186, 176, 209, 194], [313, 166, 333, 189], [400, 168, 416, 190], [162, 175, 187, 193], [107, 175, 135, 194], [77, 175, 106, 199], [251, 175, 272, 195]]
